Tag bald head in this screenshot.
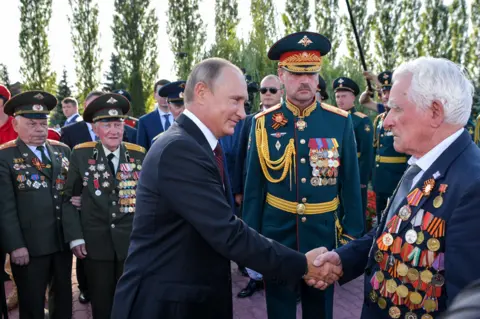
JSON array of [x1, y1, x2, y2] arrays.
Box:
[[260, 74, 283, 108]]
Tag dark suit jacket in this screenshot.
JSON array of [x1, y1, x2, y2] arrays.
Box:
[[112, 114, 307, 319], [60, 121, 92, 149], [123, 125, 137, 144], [336, 130, 480, 318], [233, 113, 255, 195], [136, 110, 165, 150]]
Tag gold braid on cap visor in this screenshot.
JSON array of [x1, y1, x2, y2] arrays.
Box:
[[278, 52, 323, 73]]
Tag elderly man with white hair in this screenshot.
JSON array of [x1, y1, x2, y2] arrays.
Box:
[[310, 57, 480, 319]]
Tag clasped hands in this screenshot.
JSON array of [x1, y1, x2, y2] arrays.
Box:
[[303, 247, 343, 290]]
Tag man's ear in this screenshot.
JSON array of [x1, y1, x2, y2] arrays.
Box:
[[430, 100, 445, 128]]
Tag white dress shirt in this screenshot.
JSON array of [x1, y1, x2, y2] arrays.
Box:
[[102, 145, 120, 173], [65, 113, 81, 125], [27, 144, 51, 162], [407, 128, 464, 189], [85, 122, 97, 141], [183, 109, 218, 151], [157, 107, 173, 131]]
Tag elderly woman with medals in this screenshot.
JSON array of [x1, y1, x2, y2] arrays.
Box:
[[61, 93, 146, 319]]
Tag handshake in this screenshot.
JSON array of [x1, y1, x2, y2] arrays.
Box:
[[303, 247, 343, 290]]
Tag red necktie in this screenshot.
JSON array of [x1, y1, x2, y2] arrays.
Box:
[[214, 142, 224, 183]]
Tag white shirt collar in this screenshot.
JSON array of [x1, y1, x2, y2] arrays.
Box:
[[66, 113, 79, 122], [27, 143, 46, 153], [182, 109, 218, 151], [102, 145, 120, 158], [86, 122, 93, 130], [157, 106, 171, 117], [408, 128, 464, 172]]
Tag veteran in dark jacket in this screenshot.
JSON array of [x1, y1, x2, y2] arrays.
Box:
[[0, 91, 73, 319], [62, 93, 145, 319]]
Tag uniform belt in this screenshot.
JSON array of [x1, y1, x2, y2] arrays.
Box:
[[266, 193, 339, 215], [375, 155, 407, 163]]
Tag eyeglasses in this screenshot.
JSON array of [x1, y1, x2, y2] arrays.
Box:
[[260, 87, 279, 94]]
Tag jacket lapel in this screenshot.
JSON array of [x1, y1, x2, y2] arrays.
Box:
[[395, 130, 472, 235], [81, 122, 93, 141]]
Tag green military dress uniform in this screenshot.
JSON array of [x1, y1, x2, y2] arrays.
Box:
[[0, 91, 73, 319], [62, 93, 146, 319], [242, 31, 364, 319], [333, 77, 374, 230], [372, 72, 408, 217]]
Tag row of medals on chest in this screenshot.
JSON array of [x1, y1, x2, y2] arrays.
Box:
[[83, 160, 141, 212], [309, 148, 340, 187], [13, 157, 65, 190], [372, 204, 445, 319]]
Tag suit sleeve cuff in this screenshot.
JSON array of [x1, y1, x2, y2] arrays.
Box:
[[70, 239, 85, 249]]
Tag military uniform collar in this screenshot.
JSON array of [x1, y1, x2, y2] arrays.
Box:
[[102, 144, 120, 159], [285, 98, 317, 117], [348, 107, 357, 114]]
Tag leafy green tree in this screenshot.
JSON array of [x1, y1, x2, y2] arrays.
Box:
[[445, 0, 468, 65], [397, 0, 422, 63], [419, 0, 449, 57], [50, 68, 72, 127], [282, 0, 310, 35], [315, 0, 340, 63], [0, 64, 11, 88]]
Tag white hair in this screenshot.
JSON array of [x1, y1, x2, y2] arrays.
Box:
[[392, 57, 474, 126]]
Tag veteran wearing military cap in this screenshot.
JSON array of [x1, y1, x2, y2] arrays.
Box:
[[242, 31, 364, 318], [62, 93, 146, 319], [0, 91, 73, 318], [370, 72, 409, 217], [152, 80, 186, 143], [333, 76, 374, 228]]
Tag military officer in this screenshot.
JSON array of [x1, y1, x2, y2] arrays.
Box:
[[152, 81, 186, 142], [62, 93, 146, 319], [0, 91, 73, 319], [333, 76, 374, 228], [242, 31, 364, 319], [371, 71, 408, 218]]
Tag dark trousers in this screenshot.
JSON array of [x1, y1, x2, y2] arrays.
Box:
[[11, 251, 72, 319], [361, 187, 368, 233], [84, 257, 124, 319], [376, 192, 389, 217], [0, 254, 7, 319], [264, 280, 334, 319], [76, 258, 88, 293]]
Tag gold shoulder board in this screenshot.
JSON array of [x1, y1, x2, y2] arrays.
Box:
[[321, 103, 348, 118], [0, 140, 17, 150], [47, 139, 68, 148], [74, 141, 97, 150], [124, 142, 146, 154], [254, 103, 282, 120], [354, 111, 367, 118]]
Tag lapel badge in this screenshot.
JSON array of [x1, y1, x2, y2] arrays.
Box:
[[433, 184, 448, 208], [275, 140, 281, 151], [296, 119, 307, 131], [271, 112, 288, 130], [422, 179, 435, 196], [33, 93, 44, 100], [365, 124, 371, 132], [270, 132, 287, 138]]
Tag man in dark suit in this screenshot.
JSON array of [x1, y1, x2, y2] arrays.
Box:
[[61, 97, 82, 126], [232, 74, 284, 298], [60, 91, 103, 149], [112, 58, 335, 319], [60, 90, 104, 305], [0, 91, 73, 319], [312, 57, 480, 318], [136, 79, 171, 150], [62, 93, 146, 319], [113, 89, 138, 143]]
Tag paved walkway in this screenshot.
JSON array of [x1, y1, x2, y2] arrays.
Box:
[[6, 261, 363, 319]]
